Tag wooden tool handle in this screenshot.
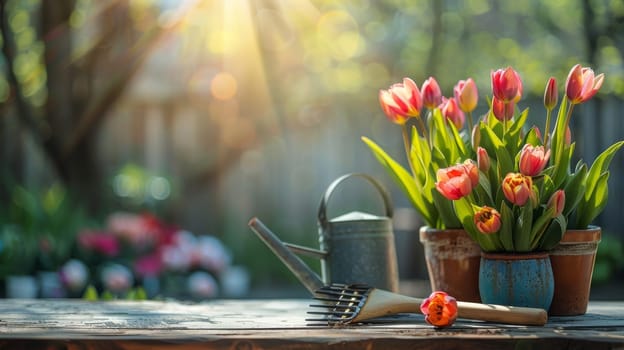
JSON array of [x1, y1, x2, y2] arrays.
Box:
[[457, 300, 548, 326], [362, 289, 547, 326]]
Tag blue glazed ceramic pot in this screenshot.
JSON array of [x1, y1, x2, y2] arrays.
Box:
[[479, 252, 554, 310]]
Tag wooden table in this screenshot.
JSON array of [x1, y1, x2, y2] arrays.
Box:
[[0, 299, 623, 349]]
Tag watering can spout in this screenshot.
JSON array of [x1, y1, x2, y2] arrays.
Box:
[[248, 217, 325, 294]]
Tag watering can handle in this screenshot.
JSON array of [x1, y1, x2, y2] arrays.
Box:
[[318, 173, 393, 228]]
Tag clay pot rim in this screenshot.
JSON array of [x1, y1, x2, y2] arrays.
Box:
[[419, 226, 468, 239], [481, 251, 549, 260], [560, 225, 601, 244]]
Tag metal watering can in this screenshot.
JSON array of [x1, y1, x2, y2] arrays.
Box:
[[248, 173, 399, 294]]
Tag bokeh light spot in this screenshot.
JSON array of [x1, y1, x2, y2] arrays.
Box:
[[211, 72, 237, 100]]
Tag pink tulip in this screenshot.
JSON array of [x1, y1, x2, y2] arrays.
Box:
[[439, 97, 465, 129], [474, 206, 501, 234], [502, 173, 534, 206], [565, 64, 604, 104], [422, 77, 443, 109], [519, 144, 550, 176], [547, 190, 566, 217], [379, 77, 422, 124], [435, 160, 478, 200], [491, 67, 523, 103], [492, 96, 515, 121], [454, 78, 479, 113], [543, 77, 558, 110]]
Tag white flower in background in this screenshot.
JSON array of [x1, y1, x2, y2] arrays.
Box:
[[101, 264, 134, 293], [60, 259, 89, 292], [187, 271, 218, 299], [161, 245, 191, 271], [197, 235, 232, 273]]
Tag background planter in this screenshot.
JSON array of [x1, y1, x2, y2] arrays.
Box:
[[549, 226, 601, 316], [419, 227, 481, 302], [479, 252, 554, 310]]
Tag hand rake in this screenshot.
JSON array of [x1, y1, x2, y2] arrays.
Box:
[[308, 283, 548, 326]]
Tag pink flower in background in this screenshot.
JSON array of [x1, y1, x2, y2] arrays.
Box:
[[198, 235, 232, 273], [422, 77, 443, 109], [78, 230, 120, 257], [134, 253, 163, 278], [439, 97, 465, 129]]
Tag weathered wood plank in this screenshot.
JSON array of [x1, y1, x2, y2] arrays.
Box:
[[0, 299, 622, 349]]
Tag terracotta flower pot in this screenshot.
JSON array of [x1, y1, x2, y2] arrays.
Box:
[[419, 226, 481, 302], [479, 251, 554, 310], [549, 226, 601, 316]]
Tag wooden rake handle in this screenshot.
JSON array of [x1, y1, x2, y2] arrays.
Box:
[[366, 289, 548, 326]]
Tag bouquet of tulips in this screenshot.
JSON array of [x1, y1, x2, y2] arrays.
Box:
[[364, 64, 623, 253]]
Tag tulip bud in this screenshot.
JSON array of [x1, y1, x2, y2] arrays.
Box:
[[454, 78, 479, 113], [378, 77, 422, 125], [519, 144, 550, 177], [474, 206, 502, 234], [502, 173, 534, 206], [422, 77, 443, 109], [477, 147, 490, 173], [491, 67, 523, 103], [420, 291, 458, 328], [543, 77, 558, 111], [492, 96, 515, 121], [547, 190, 566, 217], [565, 64, 604, 105], [439, 97, 465, 129], [471, 123, 481, 149]]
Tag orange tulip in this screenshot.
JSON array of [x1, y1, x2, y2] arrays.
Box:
[[440, 97, 465, 129], [565, 64, 604, 105], [519, 144, 550, 176], [543, 77, 558, 111], [454, 78, 479, 113], [422, 77, 443, 109], [547, 190, 566, 217], [435, 160, 478, 200], [474, 206, 501, 234], [491, 67, 523, 103], [420, 291, 458, 328], [379, 78, 422, 125], [502, 173, 534, 206]]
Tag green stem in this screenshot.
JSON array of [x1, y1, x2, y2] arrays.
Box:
[[401, 124, 416, 178], [543, 109, 552, 148], [416, 115, 430, 148], [466, 111, 474, 135]]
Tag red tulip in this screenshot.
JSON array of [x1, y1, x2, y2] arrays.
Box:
[[422, 77, 443, 109], [435, 160, 478, 200], [492, 96, 515, 121], [420, 291, 458, 328], [519, 144, 550, 176], [474, 206, 501, 234], [543, 77, 558, 110], [491, 67, 523, 103], [439, 97, 465, 129], [565, 64, 604, 104], [502, 173, 534, 206], [547, 190, 566, 217], [379, 77, 422, 124], [454, 78, 479, 113]]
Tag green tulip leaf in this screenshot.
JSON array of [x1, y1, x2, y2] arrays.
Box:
[[499, 202, 514, 251], [513, 204, 533, 252], [537, 214, 566, 251], [362, 136, 437, 225]]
